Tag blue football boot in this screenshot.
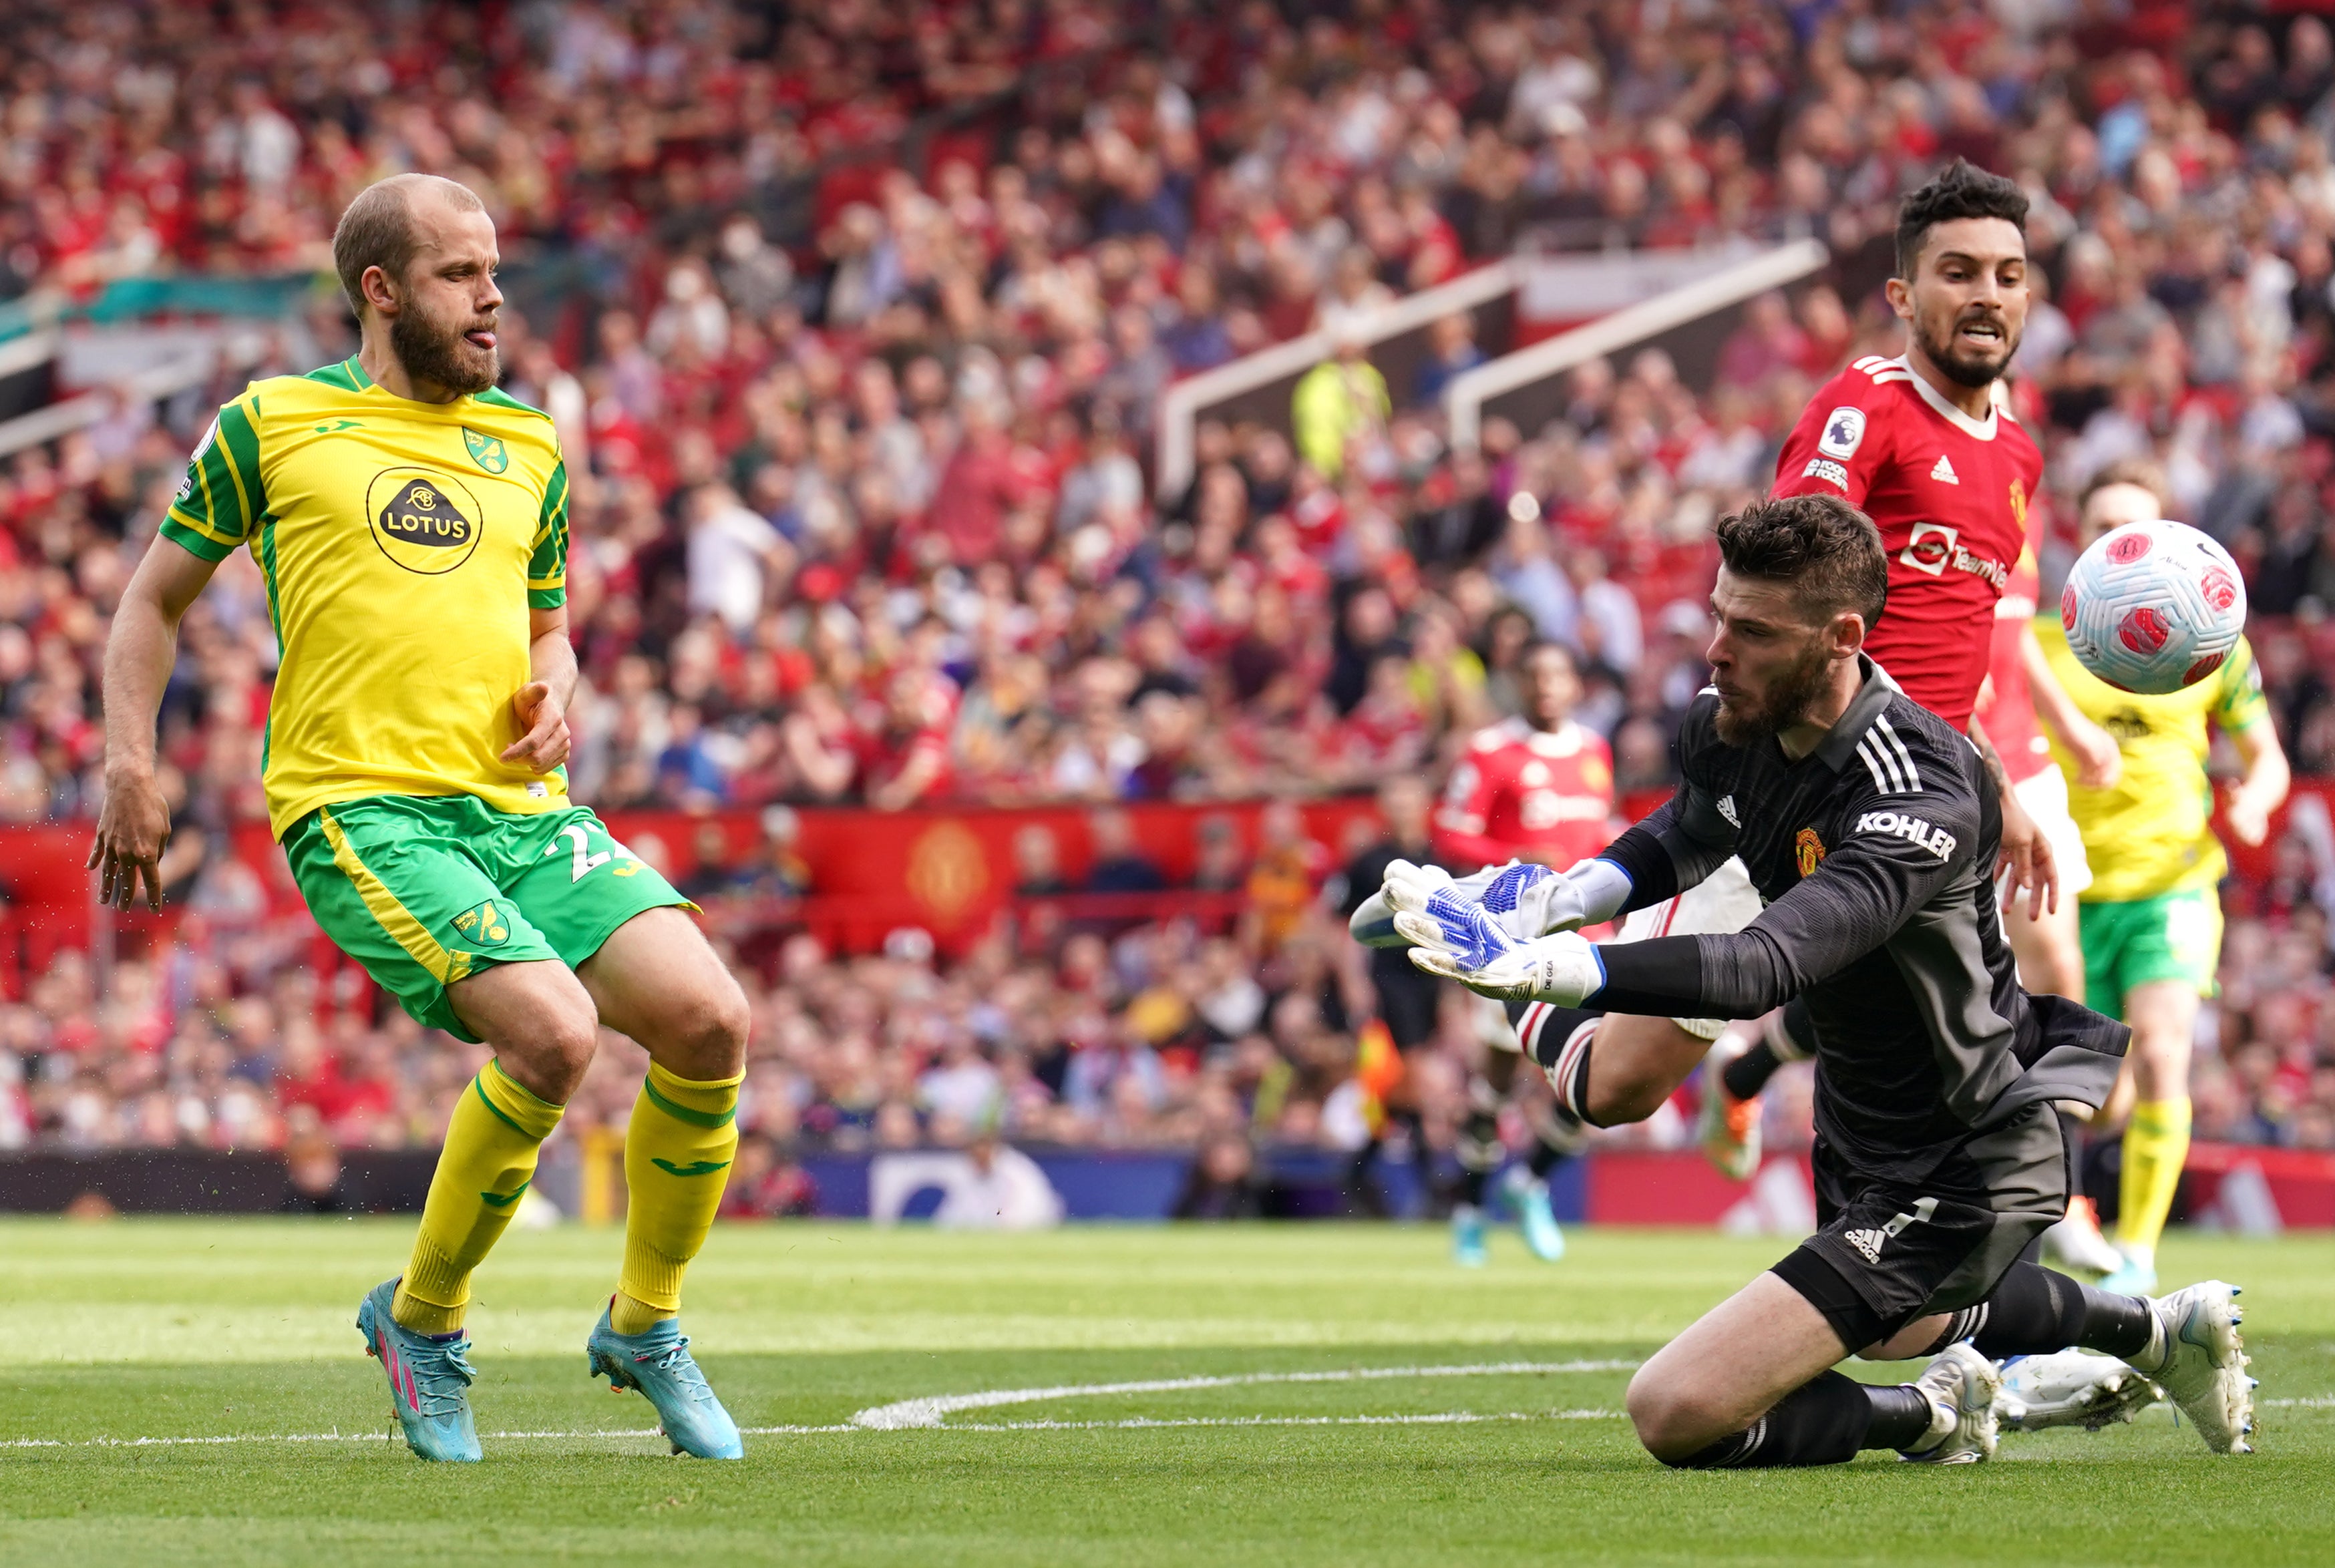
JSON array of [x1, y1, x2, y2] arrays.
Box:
[[1451, 1204, 1489, 1267], [355, 1278, 482, 1462], [586, 1304, 744, 1459], [1505, 1168, 1566, 1262]]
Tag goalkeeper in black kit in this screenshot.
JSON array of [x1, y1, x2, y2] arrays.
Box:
[[1364, 494, 2256, 1465]]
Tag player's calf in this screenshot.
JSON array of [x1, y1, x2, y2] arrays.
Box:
[[1626, 1273, 1988, 1468]]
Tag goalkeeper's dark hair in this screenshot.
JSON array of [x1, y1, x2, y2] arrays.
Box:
[[333, 174, 488, 319], [1715, 493, 1889, 630], [1895, 160, 2028, 279]]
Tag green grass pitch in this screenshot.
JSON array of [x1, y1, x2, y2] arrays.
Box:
[[1, 1221, 2329, 1565]]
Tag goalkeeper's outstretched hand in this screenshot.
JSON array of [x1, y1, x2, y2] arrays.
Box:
[[1347, 858, 1452, 948], [1393, 889, 1606, 1005], [1351, 853, 1632, 956]]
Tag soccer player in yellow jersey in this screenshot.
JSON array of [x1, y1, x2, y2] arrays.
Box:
[[2033, 459, 2290, 1295], [88, 176, 750, 1462]]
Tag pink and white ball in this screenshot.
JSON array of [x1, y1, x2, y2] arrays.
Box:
[[2060, 519, 2247, 696]]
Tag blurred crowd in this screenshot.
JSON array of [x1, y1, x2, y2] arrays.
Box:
[[5, 1, 2335, 1159], [0, 805, 1495, 1165]]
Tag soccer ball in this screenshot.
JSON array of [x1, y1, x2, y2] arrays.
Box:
[[2059, 520, 2247, 695]]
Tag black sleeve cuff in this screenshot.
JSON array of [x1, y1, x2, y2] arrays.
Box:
[[1600, 821, 1680, 914], [1589, 935, 1710, 1016]]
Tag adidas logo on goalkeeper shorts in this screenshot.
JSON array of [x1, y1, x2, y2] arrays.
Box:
[[1844, 1227, 1890, 1264]]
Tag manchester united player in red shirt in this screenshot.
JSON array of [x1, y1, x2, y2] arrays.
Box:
[[1431, 640, 1616, 1265]]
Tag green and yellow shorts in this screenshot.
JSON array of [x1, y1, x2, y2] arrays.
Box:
[[283, 794, 693, 1041], [2077, 886, 2223, 1020]]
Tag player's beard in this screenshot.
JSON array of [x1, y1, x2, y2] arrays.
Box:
[[1915, 305, 2020, 389], [1713, 631, 1835, 747], [391, 295, 498, 395]]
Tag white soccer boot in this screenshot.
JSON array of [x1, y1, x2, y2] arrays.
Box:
[[1899, 1342, 2002, 1464], [1996, 1349, 2163, 1432], [2131, 1280, 2256, 1454]]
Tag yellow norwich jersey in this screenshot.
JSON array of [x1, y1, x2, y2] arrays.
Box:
[[161, 357, 570, 838], [2034, 618, 2270, 902]]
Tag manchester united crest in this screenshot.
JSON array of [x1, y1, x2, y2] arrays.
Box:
[[1796, 827, 1826, 877]]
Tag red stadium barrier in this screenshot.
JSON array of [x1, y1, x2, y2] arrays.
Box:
[[1579, 1143, 2335, 1231], [1583, 1151, 1811, 1227], [2181, 1141, 2335, 1230]]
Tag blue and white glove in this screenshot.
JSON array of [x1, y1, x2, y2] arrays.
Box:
[[1349, 858, 1452, 948], [1353, 856, 1631, 949], [1519, 856, 1632, 934], [1387, 881, 1606, 1004], [1387, 881, 1519, 971]]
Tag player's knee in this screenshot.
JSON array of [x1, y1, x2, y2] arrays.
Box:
[[1586, 1042, 1680, 1125], [1626, 1369, 1717, 1462], [1586, 1063, 1666, 1127], [665, 973, 751, 1076], [498, 988, 599, 1097]]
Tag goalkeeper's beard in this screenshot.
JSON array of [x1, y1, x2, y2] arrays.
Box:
[[391, 298, 498, 395], [1713, 632, 1833, 747]]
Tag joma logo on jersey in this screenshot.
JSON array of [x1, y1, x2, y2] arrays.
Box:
[[1856, 809, 1957, 861], [365, 467, 485, 575]]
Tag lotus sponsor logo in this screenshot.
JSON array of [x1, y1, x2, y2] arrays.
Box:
[[365, 467, 486, 574]]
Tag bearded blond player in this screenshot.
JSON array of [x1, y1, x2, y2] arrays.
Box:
[[89, 175, 749, 1462]]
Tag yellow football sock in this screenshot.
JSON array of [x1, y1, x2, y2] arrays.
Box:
[[393, 1058, 564, 1334], [2115, 1096, 2193, 1260], [611, 1061, 741, 1335]]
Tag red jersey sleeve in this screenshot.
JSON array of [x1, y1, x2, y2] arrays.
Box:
[[1772, 366, 1896, 506]]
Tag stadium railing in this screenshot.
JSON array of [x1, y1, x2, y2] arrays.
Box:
[[1152, 258, 1527, 500], [1443, 237, 1828, 450]]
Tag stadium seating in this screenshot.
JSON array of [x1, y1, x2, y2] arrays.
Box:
[[0, 1, 2330, 1163]]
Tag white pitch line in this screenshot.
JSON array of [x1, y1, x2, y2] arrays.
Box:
[[1, 1360, 1638, 1450], [848, 1359, 1642, 1430], [954, 1409, 1624, 1432]]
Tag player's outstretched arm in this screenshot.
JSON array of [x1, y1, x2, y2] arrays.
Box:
[[88, 538, 220, 910], [1602, 757, 1985, 1018], [1399, 828, 1952, 1017]]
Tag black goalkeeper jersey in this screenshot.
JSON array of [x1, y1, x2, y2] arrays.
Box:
[[1594, 658, 2127, 1191]]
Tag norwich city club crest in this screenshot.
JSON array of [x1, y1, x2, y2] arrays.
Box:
[[464, 426, 510, 473], [451, 900, 511, 946]]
